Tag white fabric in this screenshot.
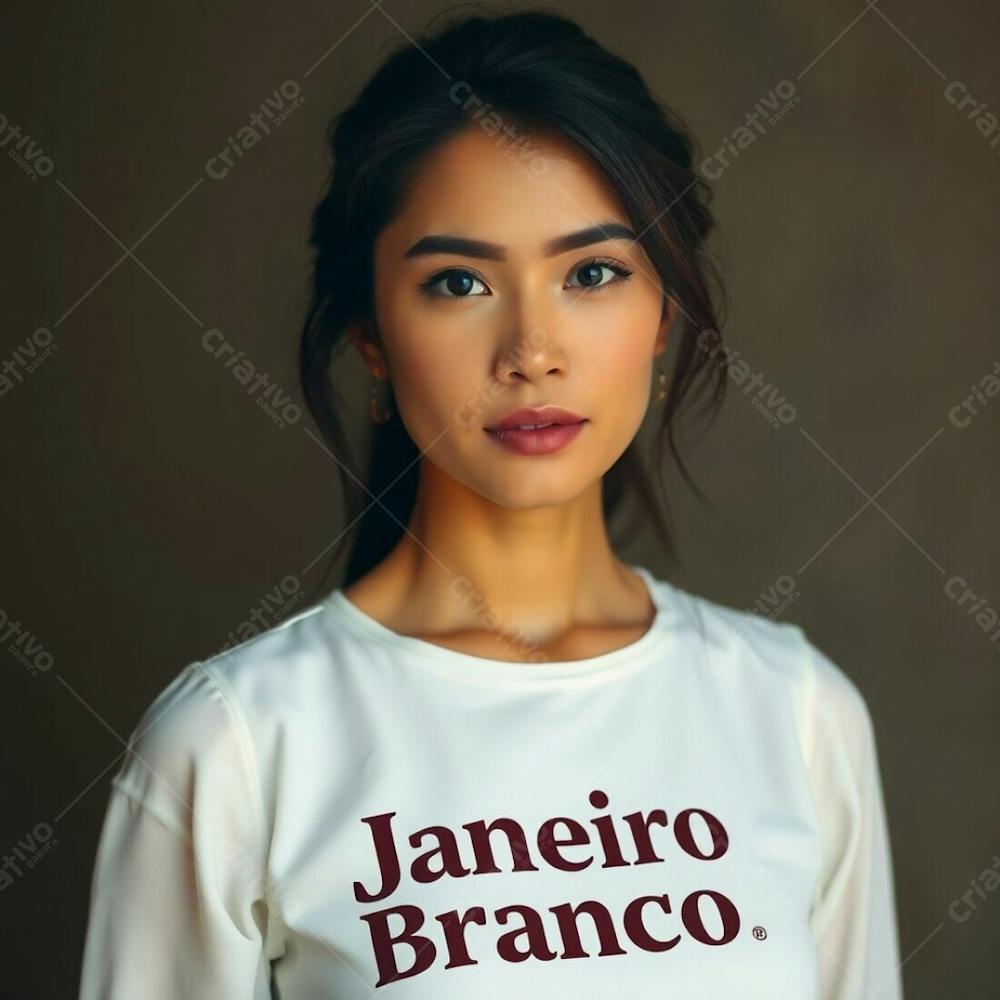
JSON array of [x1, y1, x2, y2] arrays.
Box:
[[79, 565, 903, 998]]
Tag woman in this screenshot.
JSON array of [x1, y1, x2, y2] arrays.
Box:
[[79, 9, 903, 998]]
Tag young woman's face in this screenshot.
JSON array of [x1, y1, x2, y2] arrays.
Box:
[[363, 128, 672, 509]]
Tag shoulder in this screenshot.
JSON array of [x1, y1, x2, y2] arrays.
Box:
[[116, 660, 233, 792], [793, 630, 878, 775], [649, 571, 814, 684], [111, 658, 262, 839], [645, 570, 874, 746], [194, 596, 348, 721], [113, 599, 338, 824]]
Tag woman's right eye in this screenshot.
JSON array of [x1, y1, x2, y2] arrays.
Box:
[[420, 268, 490, 298]]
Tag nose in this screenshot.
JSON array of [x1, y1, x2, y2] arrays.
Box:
[[492, 312, 568, 386]]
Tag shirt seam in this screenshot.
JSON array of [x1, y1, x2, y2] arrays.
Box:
[[321, 595, 672, 686], [109, 776, 193, 843], [194, 661, 269, 854], [195, 661, 290, 959]]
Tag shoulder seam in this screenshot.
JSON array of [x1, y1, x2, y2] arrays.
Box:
[[109, 777, 193, 844], [198, 602, 327, 668], [126, 660, 202, 749], [193, 661, 269, 851]]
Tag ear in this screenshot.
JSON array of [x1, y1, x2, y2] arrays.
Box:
[[653, 296, 677, 359], [346, 318, 388, 378]]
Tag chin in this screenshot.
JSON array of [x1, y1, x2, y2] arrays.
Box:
[[476, 475, 593, 510]]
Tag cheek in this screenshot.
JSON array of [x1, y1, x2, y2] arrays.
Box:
[[590, 332, 651, 381], [389, 328, 488, 439], [581, 307, 660, 415]]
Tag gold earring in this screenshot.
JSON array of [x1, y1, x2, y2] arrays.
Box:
[[654, 367, 668, 404], [369, 378, 393, 424]]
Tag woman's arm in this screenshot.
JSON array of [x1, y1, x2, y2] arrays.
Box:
[[802, 635, 904, 1000], [78, 661, 274, 999]]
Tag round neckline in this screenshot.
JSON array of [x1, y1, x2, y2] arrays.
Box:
[[321, 563, 674, 684]]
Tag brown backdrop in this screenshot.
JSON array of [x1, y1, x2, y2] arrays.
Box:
[[2, 1, 998, 996]]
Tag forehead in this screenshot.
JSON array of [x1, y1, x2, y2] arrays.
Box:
[[378, 128, 629, 259]]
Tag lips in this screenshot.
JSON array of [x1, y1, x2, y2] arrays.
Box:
[[483, 405, 588, 456], [485, 405, 586, 432]]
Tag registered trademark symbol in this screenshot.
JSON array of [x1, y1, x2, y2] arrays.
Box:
[[752, 926, 767, 940]]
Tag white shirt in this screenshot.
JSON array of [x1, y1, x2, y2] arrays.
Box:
[[78, 565, 904, 998]]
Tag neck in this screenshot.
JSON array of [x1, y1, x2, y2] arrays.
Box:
[[359, 459, 647, 650]]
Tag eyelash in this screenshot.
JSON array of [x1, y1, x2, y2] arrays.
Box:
[[418, 256, 634, 299]]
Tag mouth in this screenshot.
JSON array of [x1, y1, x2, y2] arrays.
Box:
[[485, 405, 585, 431], [484, 406, 588, 456]]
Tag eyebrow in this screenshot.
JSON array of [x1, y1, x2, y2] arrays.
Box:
[[403, 221, 637, 261]]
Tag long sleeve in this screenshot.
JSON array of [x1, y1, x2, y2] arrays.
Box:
[[79, 661, 274, 999], [802, 636, 904, 1000]]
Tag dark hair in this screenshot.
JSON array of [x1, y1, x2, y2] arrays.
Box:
[[299, 5, 728, 597]]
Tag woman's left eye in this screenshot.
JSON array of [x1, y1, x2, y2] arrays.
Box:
[[565, 259, 633, 292]]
